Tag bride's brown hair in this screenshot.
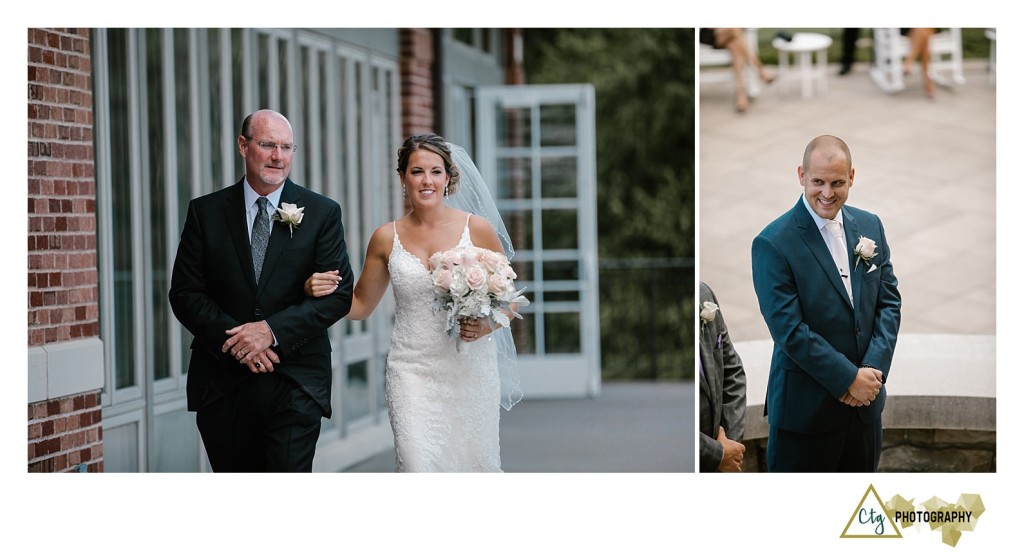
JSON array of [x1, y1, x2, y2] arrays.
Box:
[[396, 133, 461, 196]]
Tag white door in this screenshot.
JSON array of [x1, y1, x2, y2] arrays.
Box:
[[475, 84, 600, 398]]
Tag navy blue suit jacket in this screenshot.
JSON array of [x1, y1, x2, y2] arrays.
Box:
[[169, 178, 353, 416], [751, 198, 900, 434]]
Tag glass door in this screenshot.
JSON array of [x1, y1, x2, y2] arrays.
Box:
[[475, 84, 600, 398]]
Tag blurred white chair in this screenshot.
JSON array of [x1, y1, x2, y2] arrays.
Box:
[[869, 28, 965, 93], [699, 28, 762, 98]]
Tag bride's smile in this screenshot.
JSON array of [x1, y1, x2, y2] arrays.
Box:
[[402, 149, 449, 206]]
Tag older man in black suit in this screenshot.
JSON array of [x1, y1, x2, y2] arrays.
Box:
[[170, 109, 353, 472]]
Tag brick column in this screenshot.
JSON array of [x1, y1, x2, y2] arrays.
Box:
[[399, 29, 436, 137], [27, 28, 104, 473]]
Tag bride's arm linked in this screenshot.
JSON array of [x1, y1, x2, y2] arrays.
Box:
[[305, 224, 392, 321]]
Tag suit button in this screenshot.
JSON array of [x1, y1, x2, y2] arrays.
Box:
[[856, 327, 861, 335], [254, 308, 263, 318]]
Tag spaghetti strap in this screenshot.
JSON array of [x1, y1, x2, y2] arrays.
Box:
[[464, 213, 472, 229]]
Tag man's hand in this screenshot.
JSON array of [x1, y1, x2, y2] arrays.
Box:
[[846, 367, 883, 405], [717, 426, 746, 472], [839, 391, 869, 407], [223, 321, 274, 365], [243, 348, 281, 374]]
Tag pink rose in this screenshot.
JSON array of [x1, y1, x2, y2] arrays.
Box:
[[488, 274, 509, 294], [460, 247, 481, 267], [428, 252, 443, 271], [501, 264, 517, 280], [465, 266, 487, 290], [480, 250, 504, 273], [440, 250, 458, 270], [433, 268, 453, 290]]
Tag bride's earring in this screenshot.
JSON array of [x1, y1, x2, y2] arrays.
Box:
[[443, 185, 449, 198], [402, 185, 407, 198]]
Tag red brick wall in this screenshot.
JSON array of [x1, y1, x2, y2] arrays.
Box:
[[28, 28, 104, 472], [399, 29, 435, 137], [28, 392, 103, 472]]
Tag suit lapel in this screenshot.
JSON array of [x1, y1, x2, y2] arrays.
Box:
[[698, 329, 713, 400], [843, 208, 862, 311], [792, 200, 853, 310], [224, 179, 259, 293], [255, 180, 297, 297], [698, 286, 716, 402]]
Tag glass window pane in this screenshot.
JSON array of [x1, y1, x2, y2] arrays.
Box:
[[541, 209, 578, 250], [344, 360, 370, 421], [145, 30, 171, 382], [544, 290, 579, 303], [106, 28, 136, 390], [173, 29, 194, 376], [278, 37, 288, 110], [544, 312, 581, 354], [497, 156, 531, 200], [540, 156, 577, 198], [453, 28, 473, 46], [207, 29, 224, 188], [257, 33, 269, 109], [539, 104, 576, 147], [542, 260, 580, 281], [497, 106, 531, 148], [501, 209, 532, 252], [513, 312, 536, 355]]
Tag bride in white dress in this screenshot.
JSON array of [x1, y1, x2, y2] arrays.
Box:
[[304, 134, 521, 472]]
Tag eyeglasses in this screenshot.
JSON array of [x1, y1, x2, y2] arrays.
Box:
[[249, 139, 298, 154]]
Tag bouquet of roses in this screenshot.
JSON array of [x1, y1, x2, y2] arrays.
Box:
[[428, 245, 529, 348]]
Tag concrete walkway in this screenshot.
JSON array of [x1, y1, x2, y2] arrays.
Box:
[[343, 381, 694, 472]]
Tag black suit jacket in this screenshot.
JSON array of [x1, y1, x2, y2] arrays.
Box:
[[169, 178, 353, 416], [697, 282, 747, 472]]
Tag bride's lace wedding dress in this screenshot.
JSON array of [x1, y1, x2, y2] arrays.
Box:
[[384, 217, 502, 472]]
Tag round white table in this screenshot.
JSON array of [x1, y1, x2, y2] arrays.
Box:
[[772, 32, 833, 99]]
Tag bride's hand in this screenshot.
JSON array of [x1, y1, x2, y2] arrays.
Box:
[[304, 270, 341, 297], [459, 317, 492, 342]]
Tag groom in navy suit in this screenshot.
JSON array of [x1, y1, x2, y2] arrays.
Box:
[[752, 135, 900, 472], [170, 109, 353, 471]]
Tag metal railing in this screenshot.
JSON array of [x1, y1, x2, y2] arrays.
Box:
[[599, 258, 694, 381]]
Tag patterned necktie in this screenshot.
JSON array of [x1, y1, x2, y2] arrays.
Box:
[[252, 196, 271, 283], [825, 220, 853, 304]]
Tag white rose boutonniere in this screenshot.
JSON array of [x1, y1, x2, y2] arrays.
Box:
[[273, 202, 304, 237], [699, 301, 719, 335], [853, 236, 878, 269]]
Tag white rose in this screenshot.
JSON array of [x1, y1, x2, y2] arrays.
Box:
[[449, 274, 469, 297], [854, 236, 878, 268], [274, 202, 304, 237], [699, 301, 719, 323], [855, 236, 877, 259]]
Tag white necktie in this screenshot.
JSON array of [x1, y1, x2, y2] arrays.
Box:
[[825, 220, 853, 304]]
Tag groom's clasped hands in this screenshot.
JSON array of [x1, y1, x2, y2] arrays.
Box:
[[839, 366, 884, 407]]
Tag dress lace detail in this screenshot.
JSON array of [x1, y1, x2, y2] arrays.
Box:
[[384, 218, 501, 472]]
